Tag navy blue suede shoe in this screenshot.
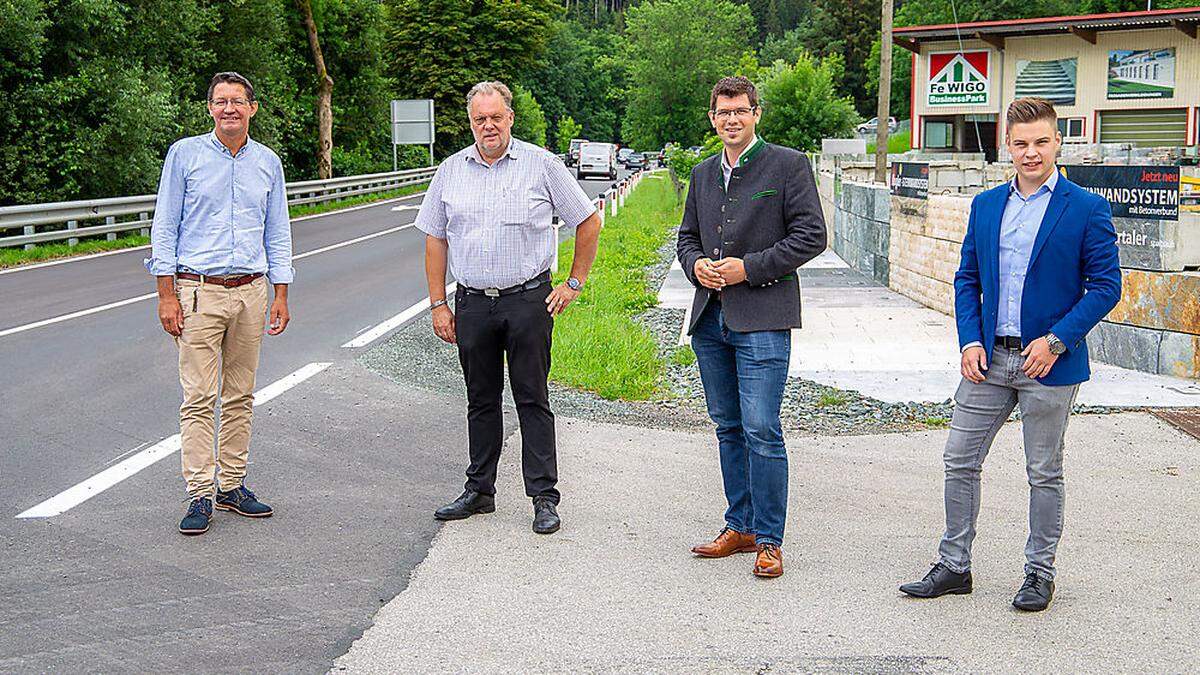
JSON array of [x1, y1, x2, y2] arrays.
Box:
[[179, 497, 213, 535], [215, 485, 273, 518]]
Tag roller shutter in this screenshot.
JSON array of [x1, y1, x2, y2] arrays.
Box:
[[1098, 108, 1187, 147]]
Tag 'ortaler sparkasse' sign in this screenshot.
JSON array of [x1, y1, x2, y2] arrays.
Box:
[[928, 51, 991, 106]]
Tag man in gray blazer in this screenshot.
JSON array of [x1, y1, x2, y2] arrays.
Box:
[[677, 76, 827, 578]]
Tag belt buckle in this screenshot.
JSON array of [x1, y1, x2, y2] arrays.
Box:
[[484, 287, 500, 298]]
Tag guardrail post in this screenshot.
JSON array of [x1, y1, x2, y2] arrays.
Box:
[[105, 216, 116, 241], [23, 226, 34, 251], [139, 212, 149, 238], [67, 220, 78, 246], [597, 198, 605, 227]]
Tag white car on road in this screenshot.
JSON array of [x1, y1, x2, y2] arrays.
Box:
[[576, 142, 617, 180]]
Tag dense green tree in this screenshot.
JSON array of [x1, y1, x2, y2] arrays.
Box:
[[556, 116, 584, 153], [382, 0, 562, 156], [511, 84, 548, 147], [622, 0, 756, 151], [784, 0, 879, 115], [756, 52, 860, 151], [519, 20, 626, 145]]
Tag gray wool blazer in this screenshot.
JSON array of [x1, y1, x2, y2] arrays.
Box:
[[676, 141, 827, 334]]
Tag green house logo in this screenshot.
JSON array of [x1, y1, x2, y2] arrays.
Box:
[[928, 52, 990, 106]]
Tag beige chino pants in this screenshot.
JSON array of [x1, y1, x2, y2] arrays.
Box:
[[174, 276, 268, 498]]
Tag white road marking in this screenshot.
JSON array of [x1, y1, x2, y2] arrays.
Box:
[[341, 282, 457, 348], [292, 222, 415, 261], [0, 224, 422, 340], [0, 293, 158, 339], [0, 191, 427, 277], [15, 361, 332, 519]]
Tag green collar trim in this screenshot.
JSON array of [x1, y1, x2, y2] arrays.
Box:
[[738, 137, 766, 166]]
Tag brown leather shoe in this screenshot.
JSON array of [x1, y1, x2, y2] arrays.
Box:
[[752, 543, 783, 578], [691, 527, 757, 558]]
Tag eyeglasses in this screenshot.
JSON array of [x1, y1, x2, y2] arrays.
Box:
[[209, 98, 252, 109], [472, 114, 508, 126], [710, 107, 757, 120]]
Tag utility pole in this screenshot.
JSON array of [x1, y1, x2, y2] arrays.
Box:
[[875, 0, 895, 184]]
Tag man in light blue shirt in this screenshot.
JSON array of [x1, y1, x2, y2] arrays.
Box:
[[146, 72, 293, 536]]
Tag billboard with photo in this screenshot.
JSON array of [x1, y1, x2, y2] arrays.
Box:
[[1015, 58, 1077, 106], [1107, 48, 1175, 99]]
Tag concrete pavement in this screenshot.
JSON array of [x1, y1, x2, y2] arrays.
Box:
[[0, 169, 629, 672], [335, 412, 1199, 673]]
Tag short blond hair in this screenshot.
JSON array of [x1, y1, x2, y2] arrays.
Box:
[[466, 81, 513, 114]]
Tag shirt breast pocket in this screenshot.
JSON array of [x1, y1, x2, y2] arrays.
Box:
[[502, 186, 534, 225], [240, 170, 273, 221]]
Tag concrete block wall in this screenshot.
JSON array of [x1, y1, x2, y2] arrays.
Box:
[[832, 181, 891, 286]]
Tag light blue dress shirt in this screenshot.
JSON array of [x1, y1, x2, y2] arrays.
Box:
[[145, 132, 295, 284], [996, 168, 1058, 337]]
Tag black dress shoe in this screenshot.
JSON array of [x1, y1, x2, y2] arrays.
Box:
[[1012, 572, 1054, 612], [434, 489, 495, 520], [532, 497, 560, 534], [899, 562, 973, 598]]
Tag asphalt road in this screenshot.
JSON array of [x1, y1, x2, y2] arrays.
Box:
[[0, 167, 632, 672]]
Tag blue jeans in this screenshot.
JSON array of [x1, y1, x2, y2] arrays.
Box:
[[691, 302, 791, 546]]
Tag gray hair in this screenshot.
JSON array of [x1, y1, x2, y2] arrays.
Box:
[[466, 81, 513, 115]]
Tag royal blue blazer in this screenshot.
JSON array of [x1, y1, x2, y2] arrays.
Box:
[[954, 175, 1122, 386]]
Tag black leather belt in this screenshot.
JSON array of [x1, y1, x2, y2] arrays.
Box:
[[995, 335, 1024, 350], [461, 271, 551, 298]]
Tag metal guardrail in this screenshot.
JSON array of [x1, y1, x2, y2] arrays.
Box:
[[0, 166, 437, 250]]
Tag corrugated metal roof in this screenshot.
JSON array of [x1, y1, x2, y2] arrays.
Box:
[[896, 6, 1200, 42]]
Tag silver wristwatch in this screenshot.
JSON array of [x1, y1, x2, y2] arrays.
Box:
[[430, 299, 448, 310], [1045, 333, 1066, 355], [566, 277, 583, 291]]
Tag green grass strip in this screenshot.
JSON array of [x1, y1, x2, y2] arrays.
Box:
[[1, 181, 430, 270], [0, 233, 151, 269], [551, 175, 681, 401]]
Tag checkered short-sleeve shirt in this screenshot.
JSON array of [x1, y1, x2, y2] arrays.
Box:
[[415, 137, 597, 289]]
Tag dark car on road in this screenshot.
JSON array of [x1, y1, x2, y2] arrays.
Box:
[[626, 152, 646, 170]]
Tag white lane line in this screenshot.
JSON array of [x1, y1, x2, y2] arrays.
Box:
[[15, 361, 332, 519], [293, 222, 415, 261], [0, 191, 427, 277], [0, 224, 422, 340], [342, 282, 456, 348], [0, 293, 157, 339]]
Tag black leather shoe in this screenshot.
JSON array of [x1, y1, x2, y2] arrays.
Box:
[[900, 562, 973, 598], [434, 490, 495, 520], [532, 497, 560, 535], [1012, 572, 1054, 612]]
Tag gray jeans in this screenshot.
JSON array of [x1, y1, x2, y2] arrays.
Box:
[[938, 345, 1079, 580]]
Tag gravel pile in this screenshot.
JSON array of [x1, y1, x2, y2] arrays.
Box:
[[362, 235, 1123, 437]]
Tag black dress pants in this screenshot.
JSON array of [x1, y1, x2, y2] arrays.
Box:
[[454, 282, 559, 504]]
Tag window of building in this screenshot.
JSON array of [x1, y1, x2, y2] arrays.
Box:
[[924, 120, 954, 149], [1058, 117, 1086, 142]]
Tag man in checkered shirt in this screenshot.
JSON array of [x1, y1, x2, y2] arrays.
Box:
[[415, 81, 602, 536]]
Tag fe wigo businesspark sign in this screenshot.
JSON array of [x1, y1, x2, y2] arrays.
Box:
[[928, 51, 991, 106]]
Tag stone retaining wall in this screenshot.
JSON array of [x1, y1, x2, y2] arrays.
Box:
[[832, 181, 890, 286], [823, 169, 1200, 379]]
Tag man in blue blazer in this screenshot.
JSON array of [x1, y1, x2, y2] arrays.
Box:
[[900, 98, 1121, 611]]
